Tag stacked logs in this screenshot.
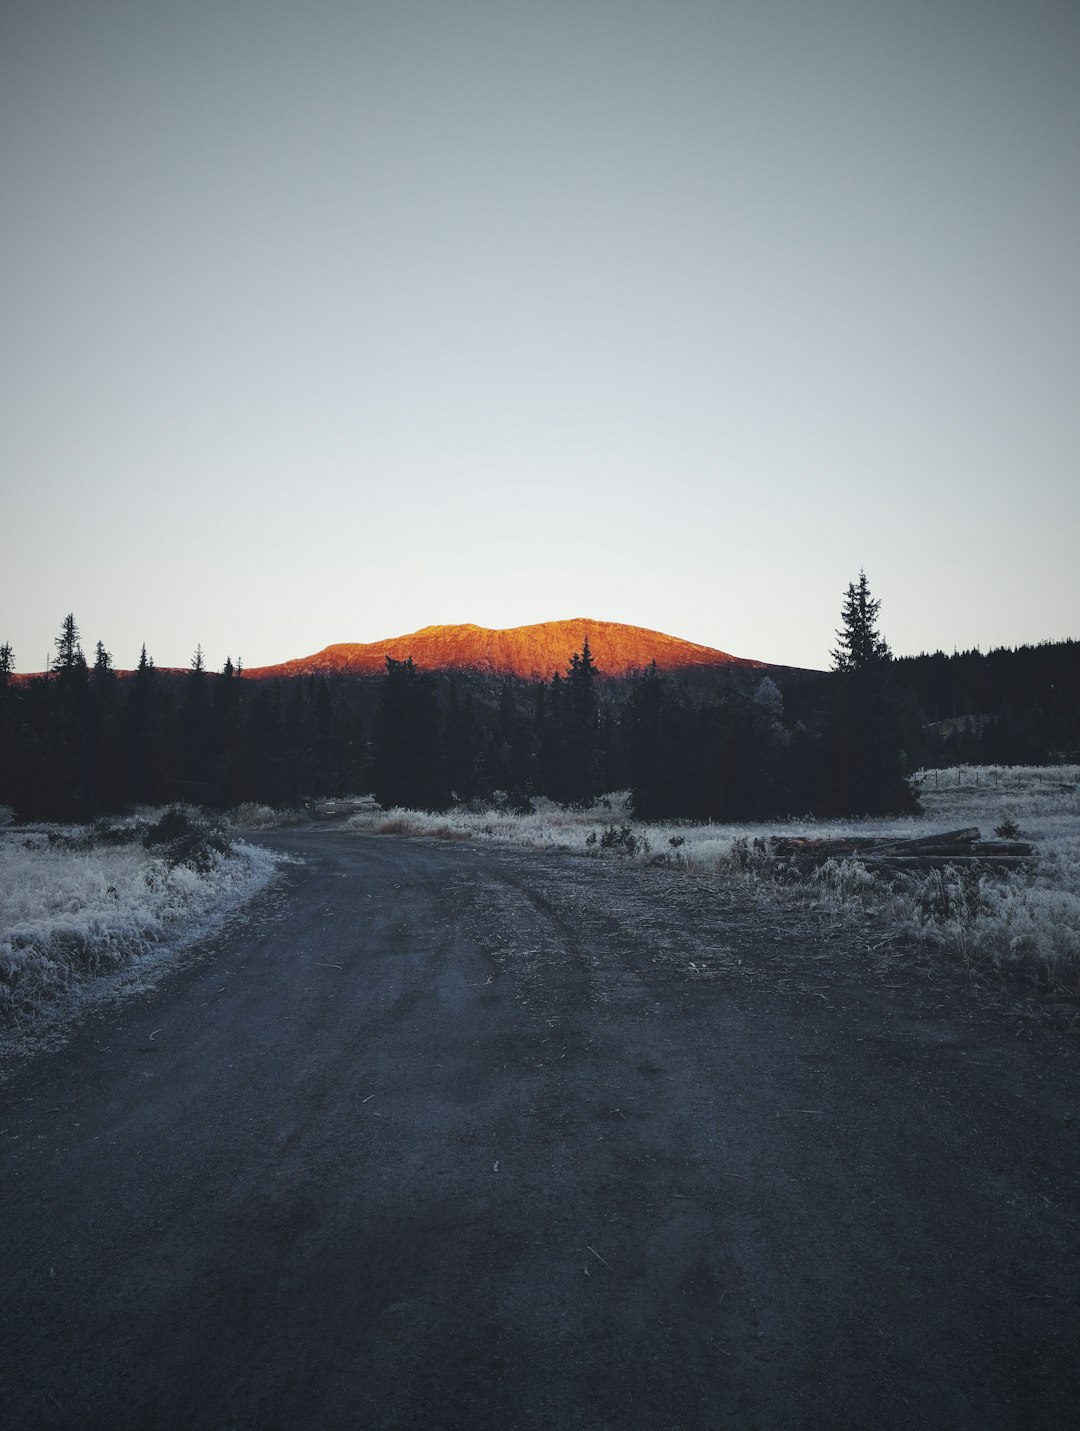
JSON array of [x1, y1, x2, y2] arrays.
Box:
[[766, 827, 1036, 872]]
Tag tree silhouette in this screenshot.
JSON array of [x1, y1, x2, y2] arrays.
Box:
[[831, 570, 891, 673], [444, 677, 481, 803], [824, 573, 917, 814], [544, 640, 604, 805], [51, 613, 87, 685], [372, 657, 447, 810]]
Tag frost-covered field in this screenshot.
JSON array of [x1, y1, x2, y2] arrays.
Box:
[[0, 809, 280, 1033], [348, 766, 1080, 999]]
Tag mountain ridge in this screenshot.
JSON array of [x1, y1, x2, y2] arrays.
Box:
[[244, 618, 773, 681]]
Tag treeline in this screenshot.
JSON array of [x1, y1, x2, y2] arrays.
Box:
[[0, 621, 366, 821], [0, 604, 917, 822], [894, 640, 1080, 767], [2, 594, 1077, 824]]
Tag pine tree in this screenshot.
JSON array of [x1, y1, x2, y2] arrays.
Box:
[[824, 572, 917, 814], [831, 571, 892, 673], [180, 642, 213, 789], [92, 641, 114, 680], [51, 613, 87, 684], [372, 657, 447, 810], [128, 643, 166, 804], [444, 677, 481, 803], [88, 641, 124, 808], [626, 663, 674, 818], [555, 639, 603, 805]]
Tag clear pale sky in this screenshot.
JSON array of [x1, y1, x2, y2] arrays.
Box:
[[2, 0, 1078, 674]]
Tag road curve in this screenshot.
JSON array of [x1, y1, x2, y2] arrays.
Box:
[[2, 829, 1078, 1430]]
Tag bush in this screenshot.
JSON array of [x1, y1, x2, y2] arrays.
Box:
[[586, 824, 650, 858], [143, 806, 232, 872]]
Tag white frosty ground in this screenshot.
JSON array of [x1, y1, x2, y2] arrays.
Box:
[[348, 766, 1080, 998], [0, 821, 280, 1041]]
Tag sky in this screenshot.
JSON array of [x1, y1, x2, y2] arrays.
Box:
[[2, 0, 1078, 674]]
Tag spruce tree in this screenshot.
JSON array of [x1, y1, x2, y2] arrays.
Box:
[[92, 641, 114, 680], [180, 642, 213, 789], [626, 663, 675, 819], [444, 677, 481, 803], [372, 657, 447, 810], [556, 640, 602, 805], [128, 643, 165, 804], [831, 571, 892, 673], [88, 641, 124, 808], [51, 613, 87, 684], [824, 572, 917, 814]]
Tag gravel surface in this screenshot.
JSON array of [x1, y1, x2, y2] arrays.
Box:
[[2, 828, 1078, 1429]]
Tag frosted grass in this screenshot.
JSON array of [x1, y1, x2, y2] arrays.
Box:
[[348, 767, 1080, 997], [0, 822, 281, 1027]]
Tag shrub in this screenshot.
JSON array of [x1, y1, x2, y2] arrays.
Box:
[[142, 806, 232, 872], [587, 824, 641, 857]]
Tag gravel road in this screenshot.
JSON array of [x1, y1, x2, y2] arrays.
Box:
[[2, 829, 1078, 1430]]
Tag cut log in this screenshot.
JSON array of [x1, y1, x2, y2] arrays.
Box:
[[869, 828, 981, 850], [863, 855, 1036, 872], [769, 837, 881, 856], [963, 840, 1034, 857], [769, 827, 983, 858], [864, 843, 984, 859], [766, 827, 1036, 872]]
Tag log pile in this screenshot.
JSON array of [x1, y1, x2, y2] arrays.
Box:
[[766, 827, 1036, 872]]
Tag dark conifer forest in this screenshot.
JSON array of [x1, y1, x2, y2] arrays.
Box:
[[1, 592, 1077, 825]]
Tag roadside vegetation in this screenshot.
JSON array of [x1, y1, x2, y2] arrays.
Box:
[[0, 806, 280, 1030], [347, 765, 1080, 1003]]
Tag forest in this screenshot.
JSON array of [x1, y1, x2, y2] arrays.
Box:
[[1, 581, 1077, 825]]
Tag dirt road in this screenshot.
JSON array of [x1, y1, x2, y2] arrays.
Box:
[[2, 830, 1077, 1429]]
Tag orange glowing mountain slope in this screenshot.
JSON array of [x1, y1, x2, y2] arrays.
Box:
[[244, 619, 767, 681]]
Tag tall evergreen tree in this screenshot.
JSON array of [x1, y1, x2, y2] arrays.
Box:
[[51, 613, 87, 685], [372, 657, 447, 810], [444, 677, 481, 803], [87, 640, 125, 808], [626, 663, 675, 818], [831, 571, 892, 673], [546, 640, 603, 805], [41, 614, 92, 813], [92, 641, 114, 680], [128, 643, 168, 804], [178, 642, 213, 789], [824, 573, 917, 814]]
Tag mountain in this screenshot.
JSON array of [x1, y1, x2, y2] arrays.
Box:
[[244, 618, 772, 682]]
